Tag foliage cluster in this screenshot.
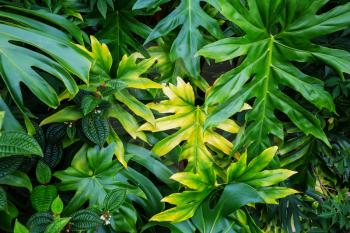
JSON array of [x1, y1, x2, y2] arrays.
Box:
[[0, 0, 349, 232]]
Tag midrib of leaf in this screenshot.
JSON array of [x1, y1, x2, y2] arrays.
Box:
[[256, 35, 275, 143], [192, 107, 202, 173], [116, 10, 120, 62]]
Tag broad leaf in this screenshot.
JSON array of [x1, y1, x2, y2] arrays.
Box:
[[0, 7, 91, 118], [152, 147, 298, 223], [198, 0, 350, 154], [139, 77, 239, 171], [54, 144, 146, 215], [142, 0, 223, 77], [0, 132, 42, 158], [97, 0, 151, 64]]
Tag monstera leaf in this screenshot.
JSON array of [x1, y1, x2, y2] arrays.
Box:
[[137, 0, 223, 77], [198, 0, 350, 155], [139, 77, 240, 172], [151, 146, 298, 224], [0, 7, 91, 119]]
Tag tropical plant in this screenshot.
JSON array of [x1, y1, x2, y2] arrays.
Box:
[[0, 0, 349, 232]]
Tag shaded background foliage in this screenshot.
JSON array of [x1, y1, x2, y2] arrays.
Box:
[[0, 0, 349, 233]]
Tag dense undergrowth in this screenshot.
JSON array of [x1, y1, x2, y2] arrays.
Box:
[[0, 0, 349, 232]]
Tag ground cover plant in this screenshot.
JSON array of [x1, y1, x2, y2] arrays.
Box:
[[0, 0, 349, 232]]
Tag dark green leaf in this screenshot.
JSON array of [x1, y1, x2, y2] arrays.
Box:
[[0, 132, 43, 158]]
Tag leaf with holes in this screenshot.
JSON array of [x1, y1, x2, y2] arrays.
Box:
[[198, 0, 350, 155], [0, 7, 91, 120]]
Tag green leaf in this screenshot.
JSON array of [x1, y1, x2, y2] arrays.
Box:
[[0, 171, 32, 191], [36, 161, 52, 184], [103, 188, 127, 212], [30, 185, 57, 212], [192, 183, 264, 233], [97, 0, 108, 18], [66, 124, 76, 140], [42, 143, 63, 169], [54, 144, 143, 215], [241, 169, 297, 187], [126, 144, 178, 189], [139, 78, 239, 172], [97, 0, 151, 63], [44, 217, 70, 233], [0, 201, 18, 232], [88, 36, 113, 74], [80, 95, 103, 116], [82, 112, 110, 146], [70, 210, 102, 231], [199, 0, 350, 154], [227, 151, 247, 182], [40, 106, 83, 126], [150, 163, 215, 222], [14, 219, 29, 233], [239, 146, 278, 180], [111, 202, 138, 233], [45, 123, 67, 144], [257, 187, 299, 204], [0, 8, 91, 117], [51, 196, 64, 215], [0, 97, 23, 132], [144, 0, 223, 77], [0, 132, 43, 158]]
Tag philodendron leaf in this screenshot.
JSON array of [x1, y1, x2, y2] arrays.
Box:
[[0, 7, 91, 118], [152, 146, 298, 223], [142, 0, 223, 77], [139, 77, 239, 172], [198, 0, 350, 155], [0, 132, 43, 158]]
